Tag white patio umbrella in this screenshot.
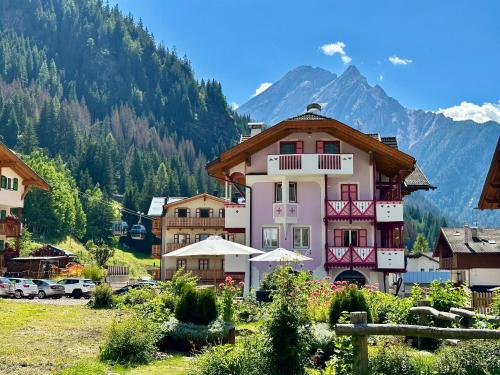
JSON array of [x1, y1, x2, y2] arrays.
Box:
[[164, 235, 264, 257], [163, 235, 264, 285], [249, 248, 312, 263]]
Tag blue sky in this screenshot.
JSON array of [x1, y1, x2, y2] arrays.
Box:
[[112, 0, 500, 118]]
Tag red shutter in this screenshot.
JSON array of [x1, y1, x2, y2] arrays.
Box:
[[316, 140, 324, 154], [334, 229, 343, 247], [359, 229, 367, 247], [295, 141, 304, 154]]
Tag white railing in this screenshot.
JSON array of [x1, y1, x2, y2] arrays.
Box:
[[376, 201, 403, 222], [376, 248, 405, 270], [267, 154, 354, 176]]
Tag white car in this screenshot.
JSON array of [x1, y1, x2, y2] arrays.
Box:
[[0, 277, 14, 297], [57, 278, 95, 299], [9, 278, 38, 299]]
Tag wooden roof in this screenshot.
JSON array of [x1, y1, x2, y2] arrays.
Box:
[[0, 143, 50, 191], [163, 193, 226, 209], [207, 113, 416, 180], [479, 137, 500, 209]]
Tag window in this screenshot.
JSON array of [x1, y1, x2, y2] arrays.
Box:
[[176, 258, 187, 270], [334, 229, 367, 247], [198, 258, 209, 270], [262, 227, 279, 249], [341, 184, 358, 201], [429, 268, 434, 272], [420, 268, 425, 272], [316, 141, 340, 154], [275, 182, 297, 203], [174, 233, 190, 244], [219, 208, 225, 218], [0, 176, 16, 191], [0, 176, 5, 189], [195, 233, 211, 242], [293, 227, 310, 249], [0, 210, 6, 220], [176, 208, 189, 218], [6, 178, 11, 190], [280, 141, 296, 154], [224, 234, 235, 242], [197, 208, 212, 218]]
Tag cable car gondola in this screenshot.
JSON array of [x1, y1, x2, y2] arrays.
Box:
[[112, 221, 129, 236], [129, 212, 147, 240]]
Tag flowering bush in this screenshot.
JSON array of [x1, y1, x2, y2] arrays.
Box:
[[306, 277, 337, 322], [219, 276, 244, 322]]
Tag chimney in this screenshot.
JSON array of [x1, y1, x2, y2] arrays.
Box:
[[248, 122, 264, 137], [464, 224, 470, 244], [306, 102, 322, 114]]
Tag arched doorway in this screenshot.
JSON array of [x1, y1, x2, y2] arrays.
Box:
[[334, 270, 367, 286]]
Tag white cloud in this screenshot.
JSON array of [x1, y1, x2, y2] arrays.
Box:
[[379, 74, 384, 81], [320, 41, 352, 64], [252, 82, 272, 97], [388, 55, 413, 65], [230, 102, 239, 110], [437, 101, 500, 124]]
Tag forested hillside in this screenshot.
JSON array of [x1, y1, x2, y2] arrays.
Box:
[[0, 0, 248, 245]]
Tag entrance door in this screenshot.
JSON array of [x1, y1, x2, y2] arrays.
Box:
[[334, 270, 366, 286]]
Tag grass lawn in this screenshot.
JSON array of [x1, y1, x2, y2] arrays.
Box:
[[0, 300, 192, 375]]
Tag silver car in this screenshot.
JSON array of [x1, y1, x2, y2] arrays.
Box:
[[32, 279, 65, 299], [0, 277, 14, 297], [9, 278, 38, 299]]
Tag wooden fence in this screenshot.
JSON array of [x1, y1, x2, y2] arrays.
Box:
[[473, 292, 494, 314], [336, 311, 500, 375], [107, 265, 129, 276]]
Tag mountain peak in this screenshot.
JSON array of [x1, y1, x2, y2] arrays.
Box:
[[339, 65, 364, 80]]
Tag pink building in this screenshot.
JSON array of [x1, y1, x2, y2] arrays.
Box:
[[207, 105, 433, 290]]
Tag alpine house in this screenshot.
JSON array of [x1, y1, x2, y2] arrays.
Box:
[[207, 104, 433, 290]]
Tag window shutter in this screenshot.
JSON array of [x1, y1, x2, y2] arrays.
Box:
[[334, 229, 342, 247], [209, 208, 213, 217], [174, 234, 179, 243], [295, 141, 304, 154], [174, 208, 179, 217], [316, 141, 324, 154], [195, 234, 200, 242], [186, 234, 191, 243], [359, 229, 367, 247], [196, 208, 200, 218], [13, 178, 18, 191], [186, 208, 191, 217]]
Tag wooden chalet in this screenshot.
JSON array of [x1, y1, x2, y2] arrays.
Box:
[[479, 137, 500, 209]]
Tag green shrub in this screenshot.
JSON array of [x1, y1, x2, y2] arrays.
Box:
[[266, 266, 311, 375], [428, 280, 470, 313], [309, 323, 335, 368], [89, 283, 114, 309], [133, 290, 176, 323], [175, 286, 218, 325], [329, 284, 372, 327], [189, 335, 269, 375], [117, 286, 157, 306], [435, 340, 500, 374], [99, 317, 156, 365], [161, 316, 232, 344], [369, 344, 436, 375], [235, 294, 262, 323], [82, 264, 106, 281], [169, 268, 199, 296]]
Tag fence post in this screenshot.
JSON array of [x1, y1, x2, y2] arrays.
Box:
[[350, 311, 368, 375], [416, 300, 431, 349]]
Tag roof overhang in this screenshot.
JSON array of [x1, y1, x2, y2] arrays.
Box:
[[163, 193, 226, 209], [207, 117, 416, 181], [479, 137, 500, 209], [0, 143, 50, 191]]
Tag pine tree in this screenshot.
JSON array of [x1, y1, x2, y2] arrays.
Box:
[[411, 234, 429, 254], [19, 119, 38, 153]]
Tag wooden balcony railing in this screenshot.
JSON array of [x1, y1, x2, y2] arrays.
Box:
[[0, 218, 21, 237], [165, 217, 225, 228], [326, 246, 377, 268], [327, 200, 375, 220], [440, 257, 455, 270], [151, 245, 162, 258], [166, 242, 188, 252], [164, 268, 224, 281], [268, 153, 354, 176]]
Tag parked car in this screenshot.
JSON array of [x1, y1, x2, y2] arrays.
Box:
[[57, 278, 95, 299], [0, 277, 14, 297], [9, 278, 38, 299], [32, 279, 65, 299]]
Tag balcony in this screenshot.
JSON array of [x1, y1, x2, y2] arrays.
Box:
[[152, 218, 162, 237], [376, 248, 405, 270], [165, 217, 225, 228], [439, 257, 455, 270], [267, 154, 354, 176], [224, 203, 247, 229], [327, 200, 375, 220], [273, 203, 298, 224], [326, 246, 377, 268], [376, 201, 403, 222], [165, 268, 224, 282], [0, 218, 21, 237], [151, 245, 162, 258], [166, 242, 188, 252]]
